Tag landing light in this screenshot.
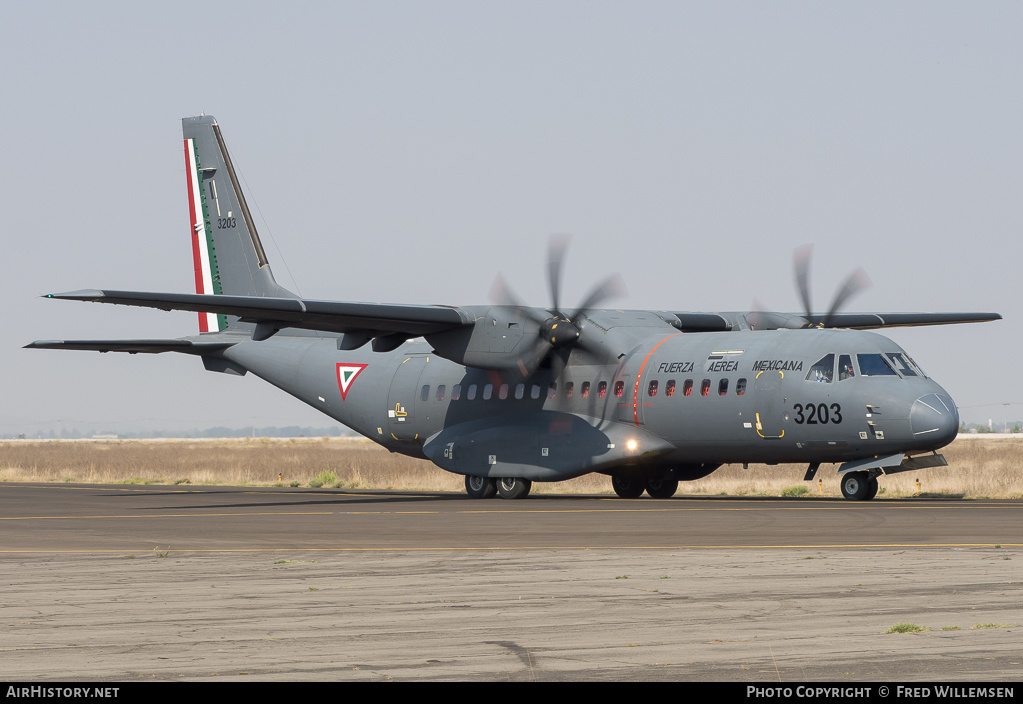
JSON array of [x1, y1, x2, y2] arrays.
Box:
[[626, 439, 638, 451]]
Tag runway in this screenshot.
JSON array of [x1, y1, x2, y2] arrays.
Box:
[[2, 483, 1020, 551], [1, 484, 1021, 681]]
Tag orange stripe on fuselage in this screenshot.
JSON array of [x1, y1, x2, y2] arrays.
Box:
[[633, 333, 681, 426]]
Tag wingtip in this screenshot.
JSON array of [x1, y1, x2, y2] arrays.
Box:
[[41, 289, 106, 301]]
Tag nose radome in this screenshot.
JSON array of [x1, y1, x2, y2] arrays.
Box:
[[910, 393, 959, 445]]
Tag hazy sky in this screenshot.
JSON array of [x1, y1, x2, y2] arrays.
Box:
[[3, 1, 1019, 435]]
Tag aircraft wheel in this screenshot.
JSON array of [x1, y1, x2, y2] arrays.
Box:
[[645, 478, 679, 499], [865, 476, 879, 500], [497, 477, 532, 500], [840, 471, 871, 501], [465, 475, 497, 499], [611, 475, 644, 499]]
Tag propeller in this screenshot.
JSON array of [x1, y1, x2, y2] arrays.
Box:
[[792, 245, 871, 328], [491, 235, 626, 376]]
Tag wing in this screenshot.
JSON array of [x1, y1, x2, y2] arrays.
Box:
[[41, 289, 473, 337], [687, 310, 1002, 332]]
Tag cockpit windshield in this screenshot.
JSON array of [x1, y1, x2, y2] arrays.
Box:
[[887, 352, 925, 378], [805, 354, 834, 383], [857, 353, 898, 376]]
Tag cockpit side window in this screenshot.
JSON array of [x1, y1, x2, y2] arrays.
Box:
[[857, 353, 898, 376], [838, 354, 854, 381], [805, 354, 835, 383], [886, 353, 919, 377]]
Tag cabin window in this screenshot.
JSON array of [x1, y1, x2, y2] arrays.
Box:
[[452, 384, 462, 400], [581, 381, 591, 398], [421, 385, 430, 401], [700, 379, 710, 396], [666, 380, 676, 397], [718, 379, 728, 396], [598, 381, 608, 398], [614, 380, 624, 398], [857, 354, 898, 376], [683, 379, 693, 397], [565, 382, 574, 398], [515, 383, 525, 399], [736, 378, 746, 395], [647, 380, 658, 397], [483, 384, 493, 400], [531, 384, 541, 399], [467, 384, 477, 400], [806, 354, 835, 383], [499, 383, 509, 400], [548, 382, 557, 399], [436, 384, 446, 401]]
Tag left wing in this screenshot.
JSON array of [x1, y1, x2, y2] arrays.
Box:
[[41, 289, 473, 337]]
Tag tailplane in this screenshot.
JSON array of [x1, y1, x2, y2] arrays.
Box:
[[182, 114, 296, 332]]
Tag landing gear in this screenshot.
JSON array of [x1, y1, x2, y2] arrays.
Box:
[[465, 475, 497, 499], [865, 476, 879, 500], [645, 478, 679, 499], [497, 477, 532, 500], [611, 475, 644, 498], [840, 471, 874, 501]]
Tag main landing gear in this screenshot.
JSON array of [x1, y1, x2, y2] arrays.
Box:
[[611, 474, 679, 499], [464, 476, 532, 500], [465, 475, 497, 499], [840, 471, 879, 501]]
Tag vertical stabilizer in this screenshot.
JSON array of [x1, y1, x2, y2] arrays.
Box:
[[182, 114, 296, 332]]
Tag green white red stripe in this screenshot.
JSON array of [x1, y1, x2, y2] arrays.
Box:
[[184, 138, 224, 332]]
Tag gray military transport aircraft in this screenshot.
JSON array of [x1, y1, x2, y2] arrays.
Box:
[[28, 115, 1001, 500]]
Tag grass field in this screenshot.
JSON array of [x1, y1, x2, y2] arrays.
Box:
[[0, 435, 1020, 498]]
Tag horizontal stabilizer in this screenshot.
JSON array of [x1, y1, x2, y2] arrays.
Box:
[[44, 290, 471, 337], [25, 338, 235, 354]]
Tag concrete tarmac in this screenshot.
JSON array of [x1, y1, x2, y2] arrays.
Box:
[[1, 484, 1020, 681]]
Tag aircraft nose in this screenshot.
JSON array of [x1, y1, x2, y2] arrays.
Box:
[[910, 393, 959, 447]]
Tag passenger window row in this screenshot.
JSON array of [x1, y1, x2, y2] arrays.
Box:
[[421, 377, 752, 402], [421, 380, 613, 402], [647, 378, 747, 398]]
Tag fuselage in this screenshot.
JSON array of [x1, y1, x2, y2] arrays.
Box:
[[219, 322, 958, 480]]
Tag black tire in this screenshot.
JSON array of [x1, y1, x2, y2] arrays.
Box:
[[645, 478, 679, 499], [841, 471, 870, 500], [465, 475, 497, 499], [497, 477, 532, 500], [611, 475, 644, 498], [865, 476, 879, 500]]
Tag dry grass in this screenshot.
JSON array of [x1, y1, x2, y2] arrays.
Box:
[[0, 435, 1020, 498]]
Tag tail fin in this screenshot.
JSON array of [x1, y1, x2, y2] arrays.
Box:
[[182, 114, 296, 332]]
